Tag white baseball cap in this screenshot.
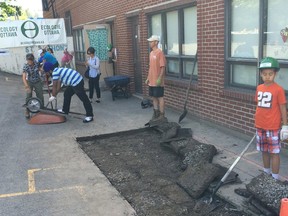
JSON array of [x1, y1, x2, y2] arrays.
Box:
[[147, 35, 160, 42], [37, 49, 43, 57]]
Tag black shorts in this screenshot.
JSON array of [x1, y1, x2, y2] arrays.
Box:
[[149, 86, 164, 98]]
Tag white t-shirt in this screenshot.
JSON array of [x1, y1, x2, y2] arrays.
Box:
[[88, 56, 100, 78]]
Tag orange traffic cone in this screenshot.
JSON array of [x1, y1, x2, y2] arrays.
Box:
[[280, 198, 288, 216]]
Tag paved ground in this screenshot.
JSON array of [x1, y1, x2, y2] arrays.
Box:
[[0, 71, 287, 215]]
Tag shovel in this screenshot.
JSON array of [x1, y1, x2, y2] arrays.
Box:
[[178, 52, 198, 123], [209, 134, 256, 204]]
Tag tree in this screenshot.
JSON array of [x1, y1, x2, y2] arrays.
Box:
[[0, 2, 22, 21]]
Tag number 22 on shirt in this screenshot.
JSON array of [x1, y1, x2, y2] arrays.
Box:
[[257, 91, 272, 108]]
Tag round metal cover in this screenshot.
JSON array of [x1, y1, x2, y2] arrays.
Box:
[[26, 97, 42, 113]]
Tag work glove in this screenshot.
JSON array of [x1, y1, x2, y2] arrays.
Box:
[[48, 96, 56, 102], [280, 125, 288, 141], [145, 79, 149, 85], [156, 78, 161, 86]]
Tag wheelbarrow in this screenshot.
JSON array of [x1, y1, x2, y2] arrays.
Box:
[[24, 97, 85, 124], [104, 75, 130, 101]]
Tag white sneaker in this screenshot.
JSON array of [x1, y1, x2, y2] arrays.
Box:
[[83, 116, 93, 123], [57, 109, 65, 114]]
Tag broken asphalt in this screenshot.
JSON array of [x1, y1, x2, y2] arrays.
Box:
[[0, 71, 287, 215]]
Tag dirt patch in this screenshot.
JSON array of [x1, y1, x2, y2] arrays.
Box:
[[78, 126, 248, 216]]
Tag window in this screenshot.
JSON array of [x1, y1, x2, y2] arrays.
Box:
[[183, 7, 197, 56], [73, 29, 85, 62], [264, 0, 288, 59], [151, 14, 162, 49], [226, 0, 288, 90], [167, 11, 179, 55], [149, 5, 197, 80], [64, 11, 72, 36]]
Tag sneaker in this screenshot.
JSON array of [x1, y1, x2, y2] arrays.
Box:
[[57, 109, 65, 114], [83, 116, 93, 123], [89, 99, 93, 103], [96, 99, 100, 103]]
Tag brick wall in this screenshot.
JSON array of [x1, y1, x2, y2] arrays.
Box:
[[44, 0, 258, 136]]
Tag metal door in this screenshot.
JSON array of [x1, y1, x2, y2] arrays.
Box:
[[132, 17, 142, 94]]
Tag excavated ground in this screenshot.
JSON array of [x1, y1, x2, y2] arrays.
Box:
[[77, 123, 249, 216]]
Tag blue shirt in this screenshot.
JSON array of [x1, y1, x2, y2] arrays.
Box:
[[44, 52, 58, 65], [38, 56, 44, 64], [52, 68, 82, 86]]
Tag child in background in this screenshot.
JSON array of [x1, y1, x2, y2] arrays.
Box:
[[47, 47, 56, 57], [61, 48, 73, 68], [255, 57, 288, 180], [39, 48, 59, 68]]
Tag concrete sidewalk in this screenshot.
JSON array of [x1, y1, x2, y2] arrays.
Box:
[[0, 71, 287, 215]]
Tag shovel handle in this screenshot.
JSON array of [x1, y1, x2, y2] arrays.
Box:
[[219, 135, 256, 184], [210, 134, 256, 201], [184, 53, 198, 100]]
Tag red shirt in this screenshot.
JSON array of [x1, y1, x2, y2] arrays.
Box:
[[255, 83, 286, 130]]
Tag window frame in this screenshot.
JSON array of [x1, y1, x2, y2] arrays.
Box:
[[148, 3, 197, 81], [64, 11, 72, 37], [225, 0, 288, 90], [73, 28, 85, 62]]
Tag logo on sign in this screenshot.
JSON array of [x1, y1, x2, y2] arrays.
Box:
[[21, 21, 39, 39]]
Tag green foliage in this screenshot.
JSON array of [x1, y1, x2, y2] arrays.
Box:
[[0, 2, 22, 21]]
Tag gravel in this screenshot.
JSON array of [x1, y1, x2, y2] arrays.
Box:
[[246, 173, 288, 214]]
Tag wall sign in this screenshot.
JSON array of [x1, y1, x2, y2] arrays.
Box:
[[0, 19, 67, 48]]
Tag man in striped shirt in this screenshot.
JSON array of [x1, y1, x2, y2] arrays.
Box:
[[43, 62, 94, 123]]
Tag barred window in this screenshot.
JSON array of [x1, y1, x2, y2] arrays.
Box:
[[73, 29, 85, 62]]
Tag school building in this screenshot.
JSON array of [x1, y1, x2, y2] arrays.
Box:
[[43, 0, 288, 136]]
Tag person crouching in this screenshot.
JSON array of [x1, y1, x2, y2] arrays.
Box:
[[43, 62, 94, 123]]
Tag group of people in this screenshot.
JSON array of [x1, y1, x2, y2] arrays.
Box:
[[23, 36, 288, 181], [22, 46, 101, 123]]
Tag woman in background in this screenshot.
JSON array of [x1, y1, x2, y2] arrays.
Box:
[[22, 53, 44, 118], [85, 47, 101, 103]]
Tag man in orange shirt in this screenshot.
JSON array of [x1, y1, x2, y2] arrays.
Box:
[[255, 57, 288, 180], [146, 35, 166, 121]]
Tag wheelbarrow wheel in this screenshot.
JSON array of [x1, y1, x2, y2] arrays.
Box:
[[26, 97, 42, 113]]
